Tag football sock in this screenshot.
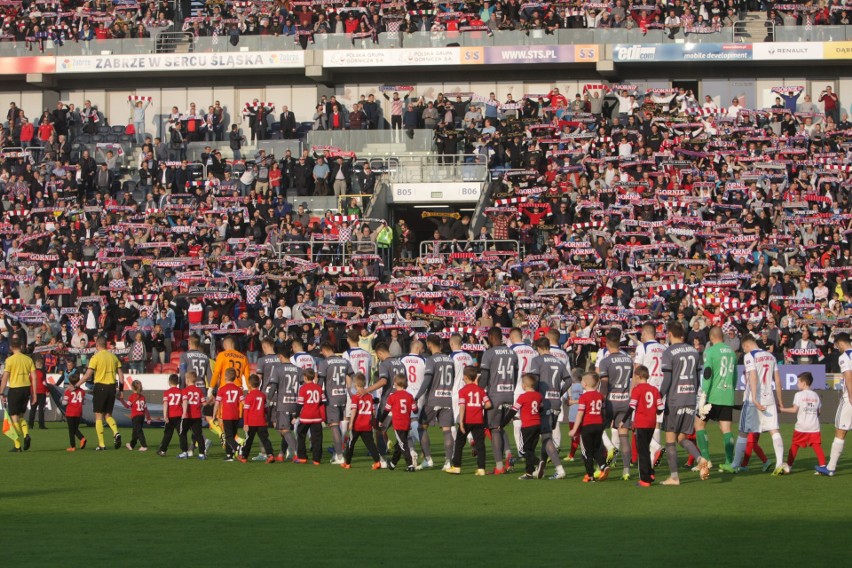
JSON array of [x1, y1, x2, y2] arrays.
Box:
[[284, 432, 297, 454], [680, 437, 702, 461], [771, 432, 784, 468], [442, 430, 454, 462], [491, 429, 504, 470], [20, 420, 29, 437], [786, 446, 798, 466], [332, 427, 343, 457], [95, 419, 105, 447], [552, 423, 562, 450], [11, 421, 24, 448], [828, 437, 845, 470], [501, 430, 512, 457], [280, 437, 288, 455], [105, 417, 118, 435], [602, 431, 614, 452], [732, 436, 747, 468], [420, 430, 432, 459], [696, 429, 710, 460], [207, 420, 223, 437], [619, 433, 631, 474], [513, 420, 524, 454], [665, 443, 679, 479], [543, 438, 561, 467], [813, 443, 827, 466], [723, 432, 734, 464]]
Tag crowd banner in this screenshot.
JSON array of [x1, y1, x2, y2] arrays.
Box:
[[736, 365, 827, 391], [56, 51, 305, 74]]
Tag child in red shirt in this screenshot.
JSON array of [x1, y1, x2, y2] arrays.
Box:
[[295, 369, 326, 464], [502, 374, 543, 479], [62, 383, 87, 451], [384, 374, 418, 471], [213, 368, 245, 461], [626, 366, 663, 486], [448, 366, 492, 476], [121, 379, 151, 451], [158, 374, 184, 457], [569, 372, 608, 482], [238, 374, 275, 464], [178, 370, 209, 460], [343, 373, 383, 470]]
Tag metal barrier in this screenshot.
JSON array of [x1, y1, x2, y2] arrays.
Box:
[[272, 238, 377, 265], [391, 154, 489, 183], [419, 239, 521, 259]]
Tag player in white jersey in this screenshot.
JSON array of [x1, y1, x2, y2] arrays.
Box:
[[448, 334, 474, 422], [290, 339, 316, 372], [547, 329, 573, 446], [509, 327, 536, 460], [816, 333, 852, 476], [341, 329, 372, 444], [731, 335, 785, 475], [633, 323, 667, 460], [400, 340, 427, 466]]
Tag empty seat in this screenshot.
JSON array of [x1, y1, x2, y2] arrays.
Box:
[[111, 125, 126, 135]]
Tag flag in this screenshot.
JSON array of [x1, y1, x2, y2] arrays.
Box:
[[2, 412, 18, 443]]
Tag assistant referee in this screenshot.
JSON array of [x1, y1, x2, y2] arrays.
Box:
[[77, 336, 125, 451], [0, 339, 37, 452]]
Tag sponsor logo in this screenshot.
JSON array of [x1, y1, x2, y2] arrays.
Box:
[[614, 45, 657, 61]]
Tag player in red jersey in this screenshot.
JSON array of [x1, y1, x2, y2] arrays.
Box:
[[238, 375, 275, 464], [384, 374, 418, 472], [121, 379, 151, 451], [569, 372, 608, 482], [295, 369, 326, 464], [447, 366, 492, 476], [158, 374, 184, 456], [178, 370, 209, 460], [213, 368, 245, 461], [61, 381, 87, 451], [342, 373, 384, 470], [624, 366, 663, 486], [502, 374, 544, 480]]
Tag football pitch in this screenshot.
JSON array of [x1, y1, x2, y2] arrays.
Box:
[[1, 424, 849, 566]]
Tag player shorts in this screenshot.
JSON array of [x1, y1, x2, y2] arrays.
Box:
[[92, 383, 117, 414], [6, 387, 30, 416], [663, 405, 696, 435], [540, 410, 560, 435], [423, 406, 454, 428], [202, 403, 214, 418], [791, 430, 822, 448], [275, 411, 297, 430], [705, 404, 734, 423], [606, 403, 631, 430], [486, 404, 512, 429], [326, 404, 346, 424], [835, 398, 852, 431], [739, 401, 779, 433]]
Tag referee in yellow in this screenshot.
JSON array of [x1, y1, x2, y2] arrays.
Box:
[[77, 336, 125, 451], [0, 339, 37, 452]]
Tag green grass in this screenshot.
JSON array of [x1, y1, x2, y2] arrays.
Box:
[[1, 423, 850, 567]]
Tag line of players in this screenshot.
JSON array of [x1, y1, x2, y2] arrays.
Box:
[[74, 323, 852, 481]]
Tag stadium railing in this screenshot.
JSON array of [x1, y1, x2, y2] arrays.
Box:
[[418, 239, 521, 259], [270, 238, 378, 264]]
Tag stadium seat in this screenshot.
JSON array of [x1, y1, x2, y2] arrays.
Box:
[[111, 125, 126, 135]]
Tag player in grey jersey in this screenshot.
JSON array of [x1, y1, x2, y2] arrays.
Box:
[[528, 337, 569, 479], [659, 322, 710, 484], [375, 343, 406, 453], [479, 327, 519, 474], [598, 329, 634, 480], [264, 353, 304, 461], [178, 336, 212, 389], [318, 342, 354, 465], [255, 339, 282, 390], [417, 335, 458, 470]]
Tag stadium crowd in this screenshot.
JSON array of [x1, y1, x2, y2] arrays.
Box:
[[0, 0, 849, 52], [0, 77, 851, 479]]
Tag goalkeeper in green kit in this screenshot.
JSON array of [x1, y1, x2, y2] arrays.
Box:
[[695, 327, 738, 471]]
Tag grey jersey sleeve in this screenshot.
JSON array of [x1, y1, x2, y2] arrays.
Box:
[[479, 348, 493, 389], [417, 357, 435, 401]]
